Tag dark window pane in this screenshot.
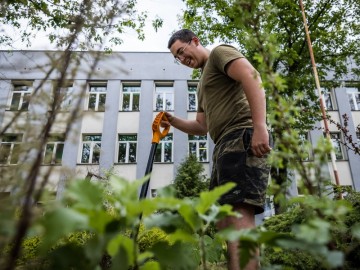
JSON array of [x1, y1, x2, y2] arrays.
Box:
[[92, 143, 101, 163], [118, 143, 126, 163], [164, 142, 172, 162], [0, 144, 11, 164], [10, 93, 21, 111], [81, 144, 90, 163], [98, 94, 106, 111], [132, 93, 140, 111], [10, 144, 21, 164], [44, 144, 54, 164], [188, 93, 196, 111], [55, 143, 64, 164], [129, 143, 137, 163], [88, 94, 97, 110], [189, 142, 196, 155], [123, 94, 130, 111], [154, 146, 162, 162], [21, 93, 31, 110], [155, 94, 163, 111]]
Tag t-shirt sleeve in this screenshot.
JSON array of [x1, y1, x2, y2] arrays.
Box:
[[211, 45, 245, 74]]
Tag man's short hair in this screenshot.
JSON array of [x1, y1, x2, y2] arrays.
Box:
[[167, 29, 196, 49]]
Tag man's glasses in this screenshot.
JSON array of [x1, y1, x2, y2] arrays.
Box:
[[174, 40, 191, 64]]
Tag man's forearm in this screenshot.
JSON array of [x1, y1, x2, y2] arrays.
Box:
[[169, 116, 208, 136]]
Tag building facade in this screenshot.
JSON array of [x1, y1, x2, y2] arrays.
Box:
[[0, 51, 359, 214]]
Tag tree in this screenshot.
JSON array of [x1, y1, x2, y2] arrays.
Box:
[[0, 0, 163, 50], [180, 0, 360, 212], [173, 154, 209, 199]]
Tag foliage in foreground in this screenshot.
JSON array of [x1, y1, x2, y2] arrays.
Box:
[[1, 176, 360, 270], [261, 188, 360, 270]]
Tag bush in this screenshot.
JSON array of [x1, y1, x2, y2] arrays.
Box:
[[262, 190, 360, 270]]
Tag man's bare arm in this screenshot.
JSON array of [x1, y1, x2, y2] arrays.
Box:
[[226, 57, 271, 157], [162, 112, 207, 136]]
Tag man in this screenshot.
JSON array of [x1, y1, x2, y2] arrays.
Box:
[[163, 29, 272, 270]]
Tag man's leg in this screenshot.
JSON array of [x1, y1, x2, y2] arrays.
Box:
[[217, 203, 258, 270]]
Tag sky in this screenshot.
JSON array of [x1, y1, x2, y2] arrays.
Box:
[[1, 0, 187, 52]]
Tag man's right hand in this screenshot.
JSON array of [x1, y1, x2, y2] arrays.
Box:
[[161, 111, 173, 128]]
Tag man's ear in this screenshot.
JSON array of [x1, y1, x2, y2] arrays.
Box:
[[193, 36, 200, 46]]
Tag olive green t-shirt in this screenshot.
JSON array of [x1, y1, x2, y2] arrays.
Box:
[[197, 44, 253, 144]]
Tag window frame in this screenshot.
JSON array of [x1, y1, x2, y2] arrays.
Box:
[[346, 87, 360, 111], [43, 134, 65, 165], [188, 134, 208, 162], [188, 83, 198, 112], [329, 132, 346, 160], [154, 133, 173, 163], [8, 81, 33, 111], [154, 82, 174, 112], [121, 82, 141, 112], [117, 134, 138, 163], [54, 82, 74, 111], [0, 134, 23, 165], [87, 83, 107, 112], [322, 87, 337, 111], [80, 134, 102, 164]]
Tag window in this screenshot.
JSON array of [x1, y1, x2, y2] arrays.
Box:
[[122, 84, 140, 111], [188, 135, 208, 162], [9, 82, 32, 111], [43, 134, 65, 165], [299, 133, 312, 161], [118, 134, 137, 163], [154, 133, 173, 163], [55, 84, 73, 110], [322, 88, 335, 110], [0, 134, 22, 164], [329, 133, 345, 160], [154, 85, 174, 111], [88, 84, 107, 111], [347, 88, 360, 111], [188, 84, 198, 111], [151, 189, 157, 198], [81, 134, 101, 164]]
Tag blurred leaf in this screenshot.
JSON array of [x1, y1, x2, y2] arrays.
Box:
[[66, 179, 104, 210], [352, 223, 360, 239], [196, 183, 235, 215], [151, 241, 200, 270], [38, 208, 88, 251], [140, 260, 161, 270], [178, 203, 201, 232]]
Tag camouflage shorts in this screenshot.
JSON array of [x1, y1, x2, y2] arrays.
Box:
[[209, 128, 272, 214]]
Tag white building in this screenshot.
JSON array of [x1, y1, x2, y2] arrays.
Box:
[[0, 51, 359, 217]]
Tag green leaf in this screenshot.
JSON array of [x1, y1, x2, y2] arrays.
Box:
[[66, 179, 103, 210], [140, 260, 161, 270], [292, 218, 330, 245], [144, 212, 190, 234], [178, 203, 202, 232], [38, 207, 88, 251], [167, 229, 197, 244], [107, 234, 134, 265], [196, 182, 235, 215], [151, 241, 200, 270], [352, 223, 360, 239], [202, 235, 224, 263]]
